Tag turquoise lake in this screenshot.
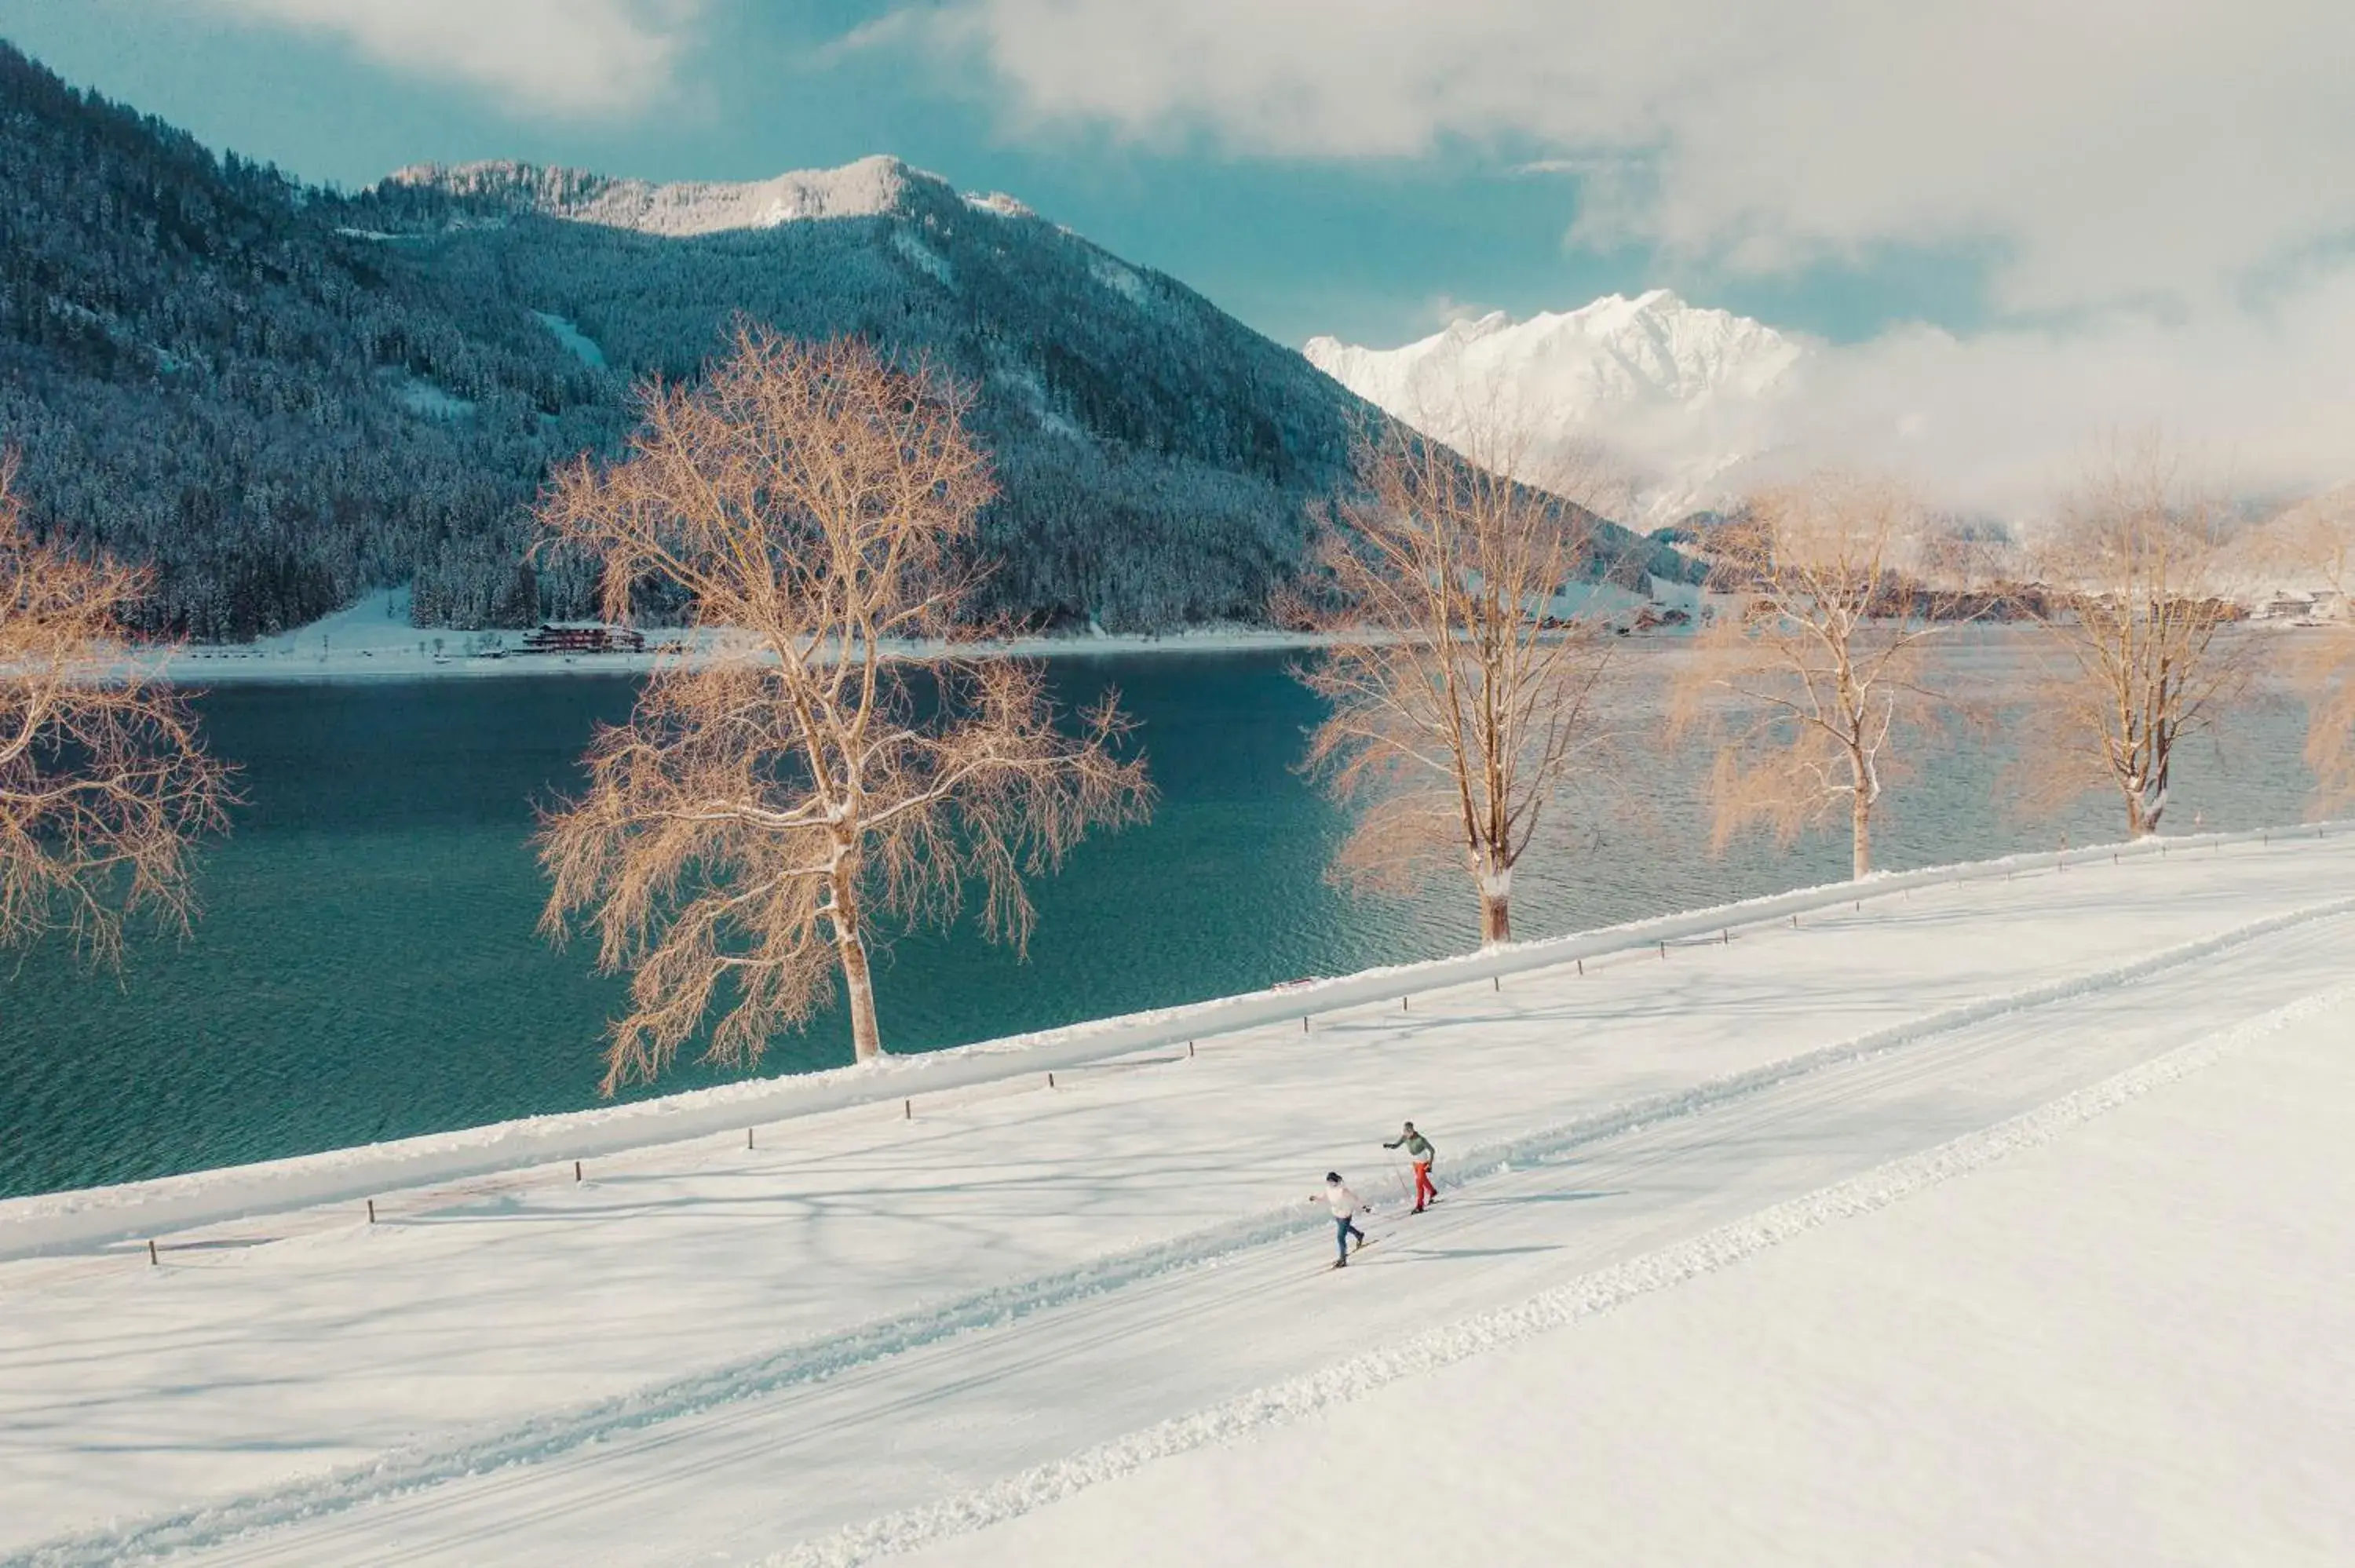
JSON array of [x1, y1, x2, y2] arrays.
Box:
[[0, 648, 2318, 1197]]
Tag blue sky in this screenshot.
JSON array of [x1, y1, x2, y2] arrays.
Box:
[[4, 1, 2351, 504], [0, 0, 1999, 350]]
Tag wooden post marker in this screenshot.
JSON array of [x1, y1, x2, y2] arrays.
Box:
[[367, 1199, 376, 1225], [1047, 1071, 1057, 1088], [904, 1098, 912, 1120], [148, 1239, 159, 1267], [747, 1128, 755, 1150], [1187, 1041, 1195, 1058], [574, 1160, 582, 1182]]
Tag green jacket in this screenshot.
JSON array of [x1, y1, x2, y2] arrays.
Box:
[[1385, 1131, 1435, 1162]]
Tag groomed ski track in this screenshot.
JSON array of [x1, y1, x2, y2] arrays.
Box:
[[5, 833, 2353, 1566]]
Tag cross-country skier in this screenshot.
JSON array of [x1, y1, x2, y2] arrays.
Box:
[[1384, 1121, 1439, 1212], [1311, 1172, 1368, 1267]]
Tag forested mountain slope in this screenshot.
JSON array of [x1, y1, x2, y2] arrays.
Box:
[[0, 42, 616, 637], [345, 155, 1372, 630], [0, 41, 1692, 637]]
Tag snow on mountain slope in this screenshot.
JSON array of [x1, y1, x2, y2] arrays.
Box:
[[388, 154, 921, 236], [1305, 290, 1799, 418], [1305, 290, 1808, 523], [387, 155, 1055, 245]]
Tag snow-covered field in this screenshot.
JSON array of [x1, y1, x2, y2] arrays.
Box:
[[5, 832, 2351, 1565], [907, 989, 2355, 1568]]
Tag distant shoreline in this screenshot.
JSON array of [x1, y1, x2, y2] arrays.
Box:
[[148, 624, 1353, 686], [141, 583, 1686, 686], [133, 607, 2325, 691]]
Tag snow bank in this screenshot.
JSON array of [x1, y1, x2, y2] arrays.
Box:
[[529, 311, 607, 369]]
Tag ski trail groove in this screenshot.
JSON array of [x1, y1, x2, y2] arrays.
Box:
[[769, 979, 2355, 1568], [12, 897, 2351, 1568]]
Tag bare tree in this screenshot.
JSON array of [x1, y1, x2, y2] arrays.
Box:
[[0, 456, 231, 961], [1669, 472, 1953, 880], [2014, 436, 2259, 838], [2268, 486, 2355, 811], [537, 329, 1152, 1088], [1291, 421, 1623, 946]]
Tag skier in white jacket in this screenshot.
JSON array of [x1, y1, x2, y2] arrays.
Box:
[[1311, 1172, 1368, 1267]]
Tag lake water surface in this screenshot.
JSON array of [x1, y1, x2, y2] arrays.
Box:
[[0, 647, 2318, 1197]]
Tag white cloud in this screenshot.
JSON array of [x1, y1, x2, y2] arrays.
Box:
[[197, 0, 702, 118], [1765, 283, 2355, 514], [896, 1, 2355, 316], [1326, 285, 2355, 521]]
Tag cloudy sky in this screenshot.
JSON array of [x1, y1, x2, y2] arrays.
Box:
[[4, 0, 2350, 504]]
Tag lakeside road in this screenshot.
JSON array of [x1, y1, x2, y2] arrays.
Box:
[[4, 832, 2352, 1565]]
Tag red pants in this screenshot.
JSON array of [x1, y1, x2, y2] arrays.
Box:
[[1411, 1162, 1437, 1209]]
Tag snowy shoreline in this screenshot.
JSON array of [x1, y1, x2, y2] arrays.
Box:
[[7, 817, 2344, 1258], [137, 589, 1333, 686], [141, 582, 2334, 688]]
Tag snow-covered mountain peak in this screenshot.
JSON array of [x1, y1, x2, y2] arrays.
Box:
[[1303, 290, 1809, 523], [1440, 309, 1515, 343], [386, 154, 951, 236], [1306, 290, 1801, 420]]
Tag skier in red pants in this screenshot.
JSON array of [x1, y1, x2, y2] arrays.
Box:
[[1385, 1121, 1438, 1212]]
